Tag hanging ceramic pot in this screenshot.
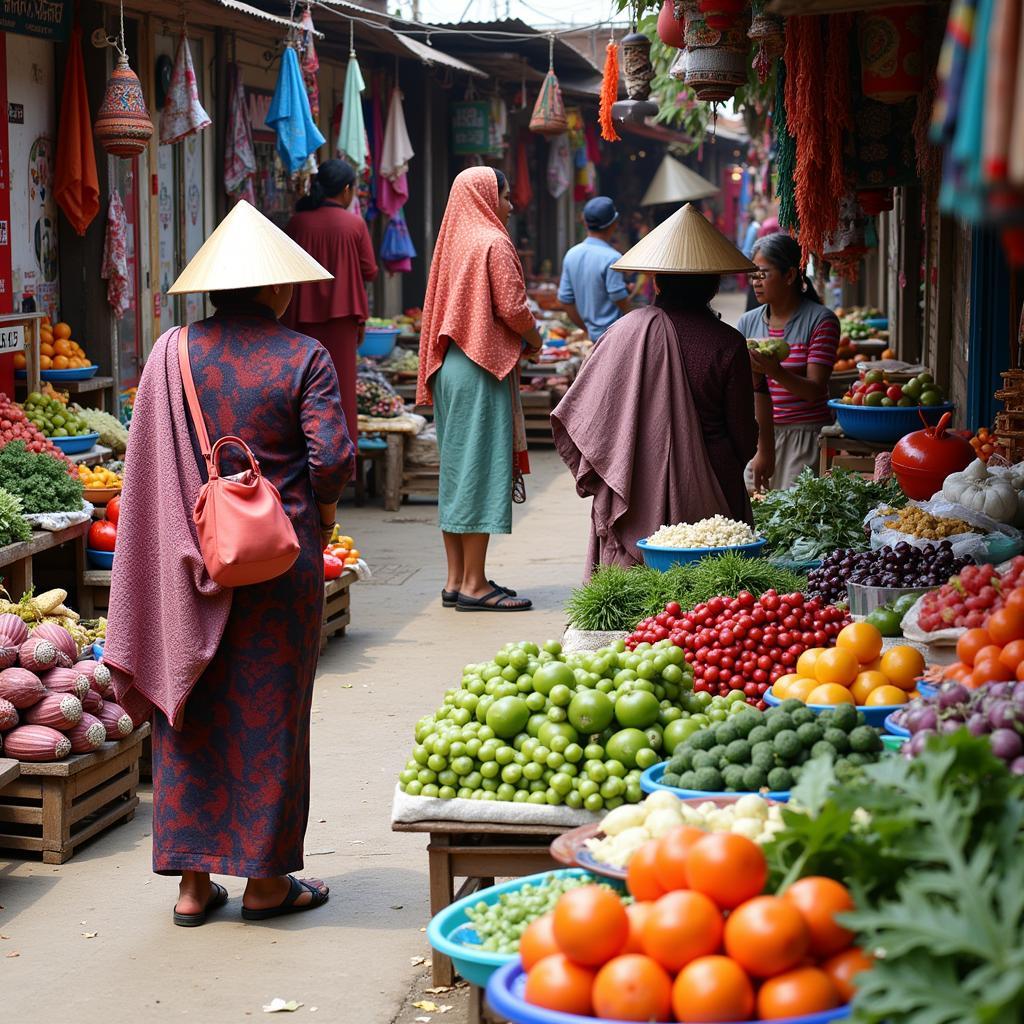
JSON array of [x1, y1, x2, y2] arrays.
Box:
[[657, 0, 685, 49], [858, 5, 927, 104], [621, 32, 655, 102], [95, 53, 153, 157]]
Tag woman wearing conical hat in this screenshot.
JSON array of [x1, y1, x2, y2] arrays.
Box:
[[104, 201, 354, 925], [552, 204, 763, 576]]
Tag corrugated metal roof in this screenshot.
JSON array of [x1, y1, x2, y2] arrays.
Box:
[[393, 34, 487, 78], [218, 0, 322, 37]]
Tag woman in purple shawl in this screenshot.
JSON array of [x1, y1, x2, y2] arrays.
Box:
[[552, 204, 760, 576]]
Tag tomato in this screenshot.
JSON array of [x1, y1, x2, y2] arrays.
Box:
[[641, 890, 723, 972], [626, 840, 666, 902], [781, 877, 855, 958], [520, 913, 559, 971], [653, 825, 704, 892], [552, 885, 628, 967], [672, 955, 755, 1023], [822, 946, 873, 1001], [622, 902, 655, 955], [105, 495, 121, 526], [592, 954, 673, 1022], [323, 553, 344, 580], [1004, 587, 1024, 614], [972, 659, 1014, 687], [987, 606, 1024, 646], [973, 645, 1005, 669], [684, 833, 767, 910], [88, 520, 117, 552], [724, 896, 809, 978], [757, 966, 841, 1019], [999, 639, 1024, 672], [524, 954, 594, 1015]]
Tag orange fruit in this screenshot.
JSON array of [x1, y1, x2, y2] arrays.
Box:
[[865, 684, 908, 706], [1005, 587, 1024, 614], [653, 825, 704, 892], [52, 322, 71, 339], [524, 954, 594, 1016], [641, 890, 723, 972], [672, 956, 755, 1023], [40, 354, 52, 369], [807, 683, 855, 706], [850, 670, 889, 705], [822, 946, 873, 1001], [879, 646, 926, 690], [40, 342, 54, 357], [52, 355, 70, 369], [12, 353, 26, 369], [772, 673, 801, 699], [592, 954, 673, 1022], [724, 895, 809, 979], [552, 885, 628, 967], [999, 639, 1024, 672], [782, 877, 855, 958], [836, 622, 883, 663], [796, 648, 827, 679], [956, 628, 993, 667], [987, 606, 1024, 646], [757, 966, 841, 1019], [684, 833, 768, 910], [787, 677, 820, 703], [814, 647, 860, 686], [626, 840, 665, 902], [622, 902, 655, 955], [520, 913, 560, 971], [53, 338, 71, 356]]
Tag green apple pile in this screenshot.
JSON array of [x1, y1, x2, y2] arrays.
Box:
[[21, 392, 92, 438], [840, 369, 947, 408], [398, 639, 757, 811]]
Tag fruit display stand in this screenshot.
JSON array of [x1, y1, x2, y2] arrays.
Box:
[[46, 375, 117, 412], [357, 412, 432, 511], [0, 757, 19, 789], [0, 311, 44, 394], [321, 568, 356, 652], [0, 519, 91, 596], [0, 722, 149, 863]]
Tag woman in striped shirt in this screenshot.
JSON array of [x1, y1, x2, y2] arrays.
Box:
[[738, 233, 840, 491]]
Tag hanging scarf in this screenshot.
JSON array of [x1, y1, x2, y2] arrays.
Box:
[[159, 33, 211, 145], [101, 189, 130, 317], [299, 6, 320, 121], [54, 27, 99, 236], [380, 86, 415, 218], [338, 55, 368, 171], [381, 209, 417, 273], [511, 131, 534, 211], [547, 134, 571, 198], [931, 0, 978, 143], [224, 63, 256, 204], [266, 46, 324, 174]]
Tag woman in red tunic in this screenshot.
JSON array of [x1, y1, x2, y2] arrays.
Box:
[[285, 160, 378, 442]]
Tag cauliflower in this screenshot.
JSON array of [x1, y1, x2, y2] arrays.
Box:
[[643, 791, 682, 813], [647, 516, 756, 549], [601, 804, 647, 837], [645, 807, 684, 838], [588, 825, 650, 868], [733, 794, 769, 820], [730, 817, 765, 841]]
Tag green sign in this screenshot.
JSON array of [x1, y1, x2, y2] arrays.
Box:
[[0, 0, 73, 42], [451, 101, 491, 156]]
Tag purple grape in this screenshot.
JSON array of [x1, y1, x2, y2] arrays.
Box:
[[990, 728, 1024, 762]]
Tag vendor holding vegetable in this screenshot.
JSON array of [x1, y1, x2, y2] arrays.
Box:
[[552, 204, 760, 575], [738, 233, 840, 491]]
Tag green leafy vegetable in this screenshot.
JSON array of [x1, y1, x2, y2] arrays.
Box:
[[0, 442, 83, 515], [753, 468, 908, 562], [0, 486, 30, 546]]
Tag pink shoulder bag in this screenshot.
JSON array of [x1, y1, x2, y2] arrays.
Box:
[[177, 327, 300, 587]]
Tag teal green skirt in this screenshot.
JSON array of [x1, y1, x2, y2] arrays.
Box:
[[433, 343, 513, 534]]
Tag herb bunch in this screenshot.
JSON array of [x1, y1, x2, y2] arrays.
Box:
[[0, 441, 83, 515]]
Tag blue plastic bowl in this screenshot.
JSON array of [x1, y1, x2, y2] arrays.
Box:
[[636, 537, 766, 572], [487, 960, 851, 1024], [357, 328, 399, 359], [884, 711, 910, 738], [828, 399, 955, 444], [50, 431, 99, 455], [640, 762, 790, 802], [764, 685, 901, 728], [916, 681, 937, 699], [86, 548, 115, 570], [427, 868, 620, 988], [863, 317, 888, 330]]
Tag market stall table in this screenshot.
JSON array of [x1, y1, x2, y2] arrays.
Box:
[[357, 413, 434, 511], [0, 758, 19, 789], [818, 425, 891, 476], [0, 520, 91, 596]]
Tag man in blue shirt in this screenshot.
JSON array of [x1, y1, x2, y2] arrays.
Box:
[[558, 196, 631, 342]]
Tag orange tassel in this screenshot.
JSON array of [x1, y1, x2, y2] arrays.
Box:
[[599, 41, 620, 143]]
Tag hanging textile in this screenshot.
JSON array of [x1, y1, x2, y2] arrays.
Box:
[[224, 62, 256, 204], [511, 131, 534, 211], [299, 6, 320, 121], [363, 92, 381, 221], [159, 33, 211, 145], [931, 0, 977, 143], [381, 87, 415, 183], [55, 27, 100, 236], [547, 134, 571, 199], [824, 15, 853, 202], [101, 189, 130, 318], [266, 46, 325, 174], [489, 96, 508, 152], [338, 54, 368, 172], [983, 0, 1020, 184], [381, 209, 417, 274]]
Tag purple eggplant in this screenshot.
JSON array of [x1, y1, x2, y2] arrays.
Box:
[[990, 728, 1024, 762]]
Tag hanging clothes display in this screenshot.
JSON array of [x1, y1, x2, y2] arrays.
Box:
[[489, 96, 508, 153], [267, 46, 325, 174], [547, 134, 571, 199], [159, 32, 211, 145], [379, 87, 415, 218], [381, 209, 417, 274], [54, 26, 99, 236], [299, 6, 320, 121], [338, 53, 368, 172], [511, 132, 533, 211], [101, 189, 130, 317], [224, 62, 256, 205]]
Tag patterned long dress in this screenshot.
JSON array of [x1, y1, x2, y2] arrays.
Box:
[[151, 304, 353, 877]]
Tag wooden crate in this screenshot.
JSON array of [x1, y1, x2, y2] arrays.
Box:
[[0, 723, 149, 864], [321, 570, 355, 652]]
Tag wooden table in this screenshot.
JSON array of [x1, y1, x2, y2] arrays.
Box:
[[0, 758, 19, 790], [818, 429, 891, 476], [0, 520, 91, 596]]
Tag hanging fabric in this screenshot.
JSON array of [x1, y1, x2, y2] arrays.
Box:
[[299, 5, 320, 121], [224, 62, 256, 205], [511, 131, 533, 211], [546, 134, 571, 198], [530, 35, 569, 136], [159, 32, 211, 145], [489, 96, 509, 152], [266, 45, 325, 175], [54, 26, 99, 236], [101, 188, 130, 317], [381, 209, 417, 274], [379, 86, 414, 218], [338, 36, 369, 172]]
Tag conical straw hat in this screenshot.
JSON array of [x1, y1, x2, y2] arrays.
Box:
[[168, 200, 332, 294], [613, 203, 756, 275], [641, 155, 719, 206]]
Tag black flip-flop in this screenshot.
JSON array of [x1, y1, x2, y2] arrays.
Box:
[[456, 588, 533, 612], [173, 881, 229, 928], [441, 588, 460, 608], [241, 875, 329, 921]]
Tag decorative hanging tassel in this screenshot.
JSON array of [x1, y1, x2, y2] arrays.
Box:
[[824, 15, 853, 204], [753, 41, 771, 84], [775, 58, 798, 231], [599, 40, 621, 143]]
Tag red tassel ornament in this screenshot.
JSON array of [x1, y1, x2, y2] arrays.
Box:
[[599, 41, 621, 142]]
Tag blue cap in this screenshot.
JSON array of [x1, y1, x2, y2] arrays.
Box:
[[583, 196, 619, 230]]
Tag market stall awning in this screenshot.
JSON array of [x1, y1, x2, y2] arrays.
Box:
[[219, 0, 322, 36], [641, 155, 719, 206], [393, 34, 486, 78]]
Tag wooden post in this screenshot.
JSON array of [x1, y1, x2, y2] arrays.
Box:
[[384, 433, 404, 512], [428, 832, 456, 986]]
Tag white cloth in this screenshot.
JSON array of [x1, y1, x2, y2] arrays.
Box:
[[391, 784, 599, 828], [547, 133, 571, 199], [380, 87, 415, 181]]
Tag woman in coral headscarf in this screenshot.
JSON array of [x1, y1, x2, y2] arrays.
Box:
[[416, 167, 542, 611]]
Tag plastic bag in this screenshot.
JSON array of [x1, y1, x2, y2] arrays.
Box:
[[865, 499, 1023, 562], [24, 501, 94, 533]]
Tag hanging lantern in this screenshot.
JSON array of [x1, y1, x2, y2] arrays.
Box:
[[858, 5, 927, 104], [683, 0, 748, 103], [697, 0, 745, 31], [531, 36, 569, 137], [95, 52, 154, 157], [748, 0, 785, 61], [657, 0, 685, 49], [614, 33, 659, 123]]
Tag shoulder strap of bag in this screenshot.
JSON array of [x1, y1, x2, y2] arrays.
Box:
[[176, 325, 213, 462]]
